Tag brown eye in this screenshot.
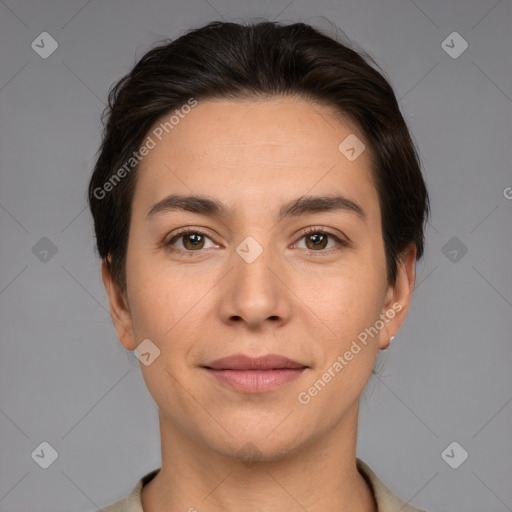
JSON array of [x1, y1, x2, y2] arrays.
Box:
[[294, 228, 348, 254], [304, 232, 329, 250], [165, 229, 216, 253], [181, 232, 205, 250]]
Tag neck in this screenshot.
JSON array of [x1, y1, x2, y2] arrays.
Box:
[[141, 401, 376, 512]]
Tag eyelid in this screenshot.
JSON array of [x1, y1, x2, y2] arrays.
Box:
[[292, 225, 351, 250], [164, 225, 351, 254], [164, 226, 218, 250]]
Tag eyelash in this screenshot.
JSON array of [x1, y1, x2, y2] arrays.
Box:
[[164, 226, 350, 257]]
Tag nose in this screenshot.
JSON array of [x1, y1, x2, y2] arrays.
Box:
[[217, 238, 292, 330]]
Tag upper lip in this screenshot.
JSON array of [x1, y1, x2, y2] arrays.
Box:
[[203, 354, 308, 370]]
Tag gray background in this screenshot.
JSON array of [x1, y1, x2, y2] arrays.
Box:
[[0, 0, 511, 511]]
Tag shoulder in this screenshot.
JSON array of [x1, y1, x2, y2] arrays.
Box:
[[98, 499, 124, 512], [96, 468, 161, 512], [356, 457, 427, 512]]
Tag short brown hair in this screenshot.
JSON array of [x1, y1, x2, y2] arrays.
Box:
[[88, 20, 429, 291]]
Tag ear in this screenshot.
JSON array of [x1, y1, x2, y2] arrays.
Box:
[[101, 257, 137, 351], [378, 243, 417, 350]]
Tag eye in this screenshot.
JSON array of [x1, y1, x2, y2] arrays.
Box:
[[293, 227, 349, 253], [165, 228, 218, 253], [164, 226, 349, 256]]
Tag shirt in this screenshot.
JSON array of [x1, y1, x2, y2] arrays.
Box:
[[98, 457, 426, 512]]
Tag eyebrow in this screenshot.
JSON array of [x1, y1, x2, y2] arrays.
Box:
[[146, 193, 366, 223]]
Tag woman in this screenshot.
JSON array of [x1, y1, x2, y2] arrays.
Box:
[[89, 20, 429, 512]]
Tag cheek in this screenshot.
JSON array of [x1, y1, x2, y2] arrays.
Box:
[[316, 262, 384, 326], [305, 260, 386, 375], [125, 250, 212, 353], [124, 247, 175, 340], [296, 273, 383, 409]]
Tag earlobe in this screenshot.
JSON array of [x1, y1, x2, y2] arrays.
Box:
[[101, 257, 137, 351]]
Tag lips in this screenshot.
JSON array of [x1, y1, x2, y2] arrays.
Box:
[[202, 354, 309, 393], [203, 354, 308, 371]]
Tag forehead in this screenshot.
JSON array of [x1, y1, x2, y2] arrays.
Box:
[[134, 96, 379, 222]]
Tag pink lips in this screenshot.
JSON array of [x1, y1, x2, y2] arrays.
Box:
[[202, 354, 308, 393]]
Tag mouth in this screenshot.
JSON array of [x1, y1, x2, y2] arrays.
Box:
[[203, 353, 308, 371], [201, 354, 309, 393]]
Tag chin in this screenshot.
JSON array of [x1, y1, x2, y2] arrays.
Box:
[[196, 416, 308, 463]]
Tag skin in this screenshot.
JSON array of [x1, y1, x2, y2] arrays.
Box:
[[102, 96, 416, 512]]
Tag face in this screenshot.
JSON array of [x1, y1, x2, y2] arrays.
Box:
[[103, 96, 416, 461]]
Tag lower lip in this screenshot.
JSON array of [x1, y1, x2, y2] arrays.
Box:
[[204, 368, 307, 393]]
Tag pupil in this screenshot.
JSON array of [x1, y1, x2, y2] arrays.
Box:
[[189, 234, 201, 245], [308, 233, 327, 249], [182, 233, 205, 250]]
